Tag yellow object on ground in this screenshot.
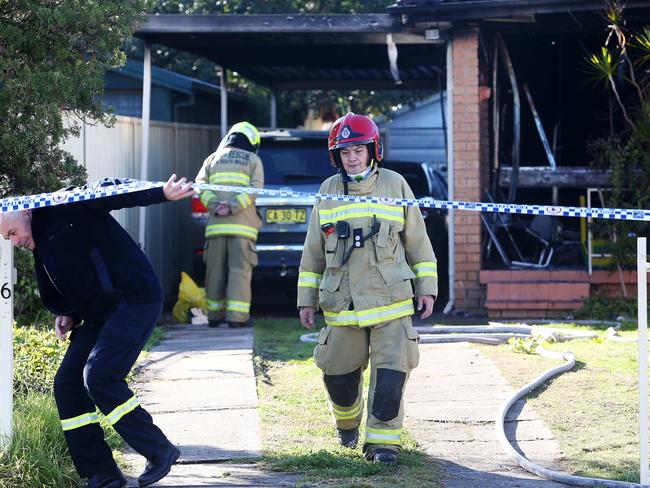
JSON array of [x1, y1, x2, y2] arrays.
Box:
[[173, 272, 207, 323]]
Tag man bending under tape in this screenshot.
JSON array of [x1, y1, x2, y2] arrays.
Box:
[[0, 175, 194, 488], [298, 113, 437, 465]]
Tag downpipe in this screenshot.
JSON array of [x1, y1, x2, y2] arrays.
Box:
[[443, 39, 455, 316]]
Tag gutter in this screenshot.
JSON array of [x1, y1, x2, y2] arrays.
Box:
[[388, 0, 650, 21]]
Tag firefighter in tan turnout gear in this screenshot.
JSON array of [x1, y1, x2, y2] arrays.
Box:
[[196, 122, 264, 327], [298, 113, 437, 465]]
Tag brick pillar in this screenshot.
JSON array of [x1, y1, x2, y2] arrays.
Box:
[[452, 27, 487, 314]]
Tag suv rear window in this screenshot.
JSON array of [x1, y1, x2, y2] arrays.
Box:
[[258, 143, 334, 185]]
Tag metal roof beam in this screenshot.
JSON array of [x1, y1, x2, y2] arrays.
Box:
[[269, 79, 440, 90]]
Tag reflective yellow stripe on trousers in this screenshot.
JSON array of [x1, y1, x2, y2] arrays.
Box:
[[60, 411, 99, 431], [366, 427, 401, 445], [227, 300, 250, 313], [297, 271, 322, 289], [205, 224, 258, 240], [106, 395, 140, 425], [323, 299, 414, 327], [330, 398, 364, 420], [208, 299, 226, 311]]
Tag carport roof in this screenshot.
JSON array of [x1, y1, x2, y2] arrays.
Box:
[[133, 14, 447, 91]]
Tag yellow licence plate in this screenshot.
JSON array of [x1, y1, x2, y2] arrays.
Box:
[[265, 208, 307, 224]]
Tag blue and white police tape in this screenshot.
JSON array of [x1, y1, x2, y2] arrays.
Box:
[[1, 179, 650, 222], [197, 183, 650, 222], [0, 179, 158, 213]]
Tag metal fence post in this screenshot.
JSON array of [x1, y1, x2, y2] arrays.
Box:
[[639, 237, 649, 485], [0, 238, 14, 448], [138, 42, 152, 253]]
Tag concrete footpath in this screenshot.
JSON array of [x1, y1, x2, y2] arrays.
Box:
[[405, 342, 570, 487], [123, 323, 298, 487], [122, 322, 571, 487]]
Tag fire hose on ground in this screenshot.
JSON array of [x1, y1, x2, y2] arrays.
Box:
[[300, 322, 646, 487]]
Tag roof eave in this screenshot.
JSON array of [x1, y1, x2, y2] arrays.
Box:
[[388, 0, 650, 21]]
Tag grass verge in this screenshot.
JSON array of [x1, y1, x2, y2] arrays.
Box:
[[254, 318, 440, 488], [0, 392, 79, 488], [0, 321, 168, 487], [477, 322, 644, 483]]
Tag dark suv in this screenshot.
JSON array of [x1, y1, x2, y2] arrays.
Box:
[[191, 130, 448, 306], [382, 160, 449, 310]]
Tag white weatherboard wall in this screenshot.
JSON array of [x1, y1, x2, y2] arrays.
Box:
[[376, 92, 448, 170], [61, 115, 220, 297]]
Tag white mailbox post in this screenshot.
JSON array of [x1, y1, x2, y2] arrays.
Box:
[[0, 238, 13, 448], [638, 237, 650, 486]]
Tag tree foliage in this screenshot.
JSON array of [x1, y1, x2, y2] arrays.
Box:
[[1, 1, 147, 325], [585, 0, 650, 270], [153, 0, 392, 15], [0, 0, 147, 197], [124, 0, 431, 126]]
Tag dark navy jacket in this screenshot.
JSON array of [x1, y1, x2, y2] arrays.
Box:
[[32, 182, 168, 327]]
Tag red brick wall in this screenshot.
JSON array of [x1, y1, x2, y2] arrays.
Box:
[[480, 269, 648, 319], [452, 27, 488, 314]]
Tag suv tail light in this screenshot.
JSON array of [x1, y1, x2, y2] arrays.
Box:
[[191, 196, 207, 214]]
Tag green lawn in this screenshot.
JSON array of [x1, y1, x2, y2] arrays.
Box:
[[253, 318, 441, 488], [478, 323, 646, 483]]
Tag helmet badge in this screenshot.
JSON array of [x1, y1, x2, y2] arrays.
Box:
[[341, 126, 351, 139]]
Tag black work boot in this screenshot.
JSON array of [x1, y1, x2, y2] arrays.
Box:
[[366, 448, 397, 465], [138, 442, 180, 487], [228, 319, 253, 328], [337, 427, 359, 449], [86, 467, 127, 488], [208, 320, 222, 328]]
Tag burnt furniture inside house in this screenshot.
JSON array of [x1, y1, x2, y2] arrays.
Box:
[[481, 25, 622, 271]]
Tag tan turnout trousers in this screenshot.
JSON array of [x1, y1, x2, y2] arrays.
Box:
[[204, 236, 258, 323], [313, 316, 420, 453]]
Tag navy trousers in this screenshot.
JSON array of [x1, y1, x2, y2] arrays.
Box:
[[53, 302, 171, 478]]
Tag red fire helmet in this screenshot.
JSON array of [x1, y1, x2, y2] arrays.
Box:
[[328, 113, 383, 166]]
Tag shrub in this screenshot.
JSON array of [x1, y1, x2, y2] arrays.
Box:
[[13, 325, 67, 395], [13, 250, 54, 329], [574, 294, 639, 321]]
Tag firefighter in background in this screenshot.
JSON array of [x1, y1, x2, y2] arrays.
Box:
[[297, 113, 437, 465], [196, 122, 264, 327]]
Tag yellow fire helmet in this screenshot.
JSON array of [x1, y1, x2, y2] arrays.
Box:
[[227, 121, 260, 153]]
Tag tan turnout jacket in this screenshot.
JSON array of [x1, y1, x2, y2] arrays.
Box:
[[298, 167, 438, 328], [195, 147, 264, 241]]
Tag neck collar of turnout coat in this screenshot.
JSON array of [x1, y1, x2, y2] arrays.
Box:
[[337, 166, 379, 195]]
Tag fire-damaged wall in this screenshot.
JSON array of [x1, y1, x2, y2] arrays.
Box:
[[481, 23, 614, 274], [389, 0, 650, 317], [451, 12, 648, 316]]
